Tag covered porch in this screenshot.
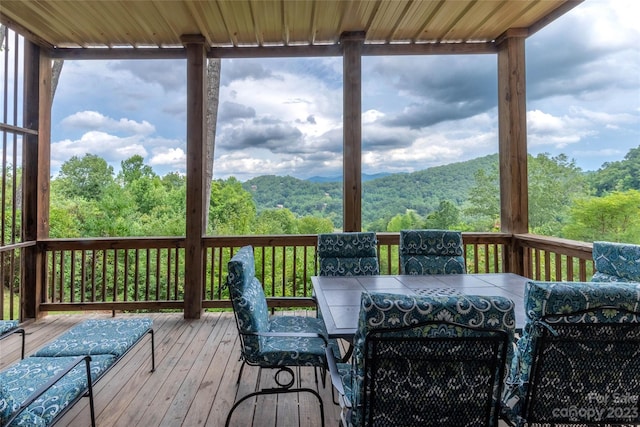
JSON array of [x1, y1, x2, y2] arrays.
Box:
[[0, 0, 586, 321]]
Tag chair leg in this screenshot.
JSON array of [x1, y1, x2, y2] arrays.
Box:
[[236, 360, 247, 385], [16, 328, 25, 359], [225, 386, 325, 427]]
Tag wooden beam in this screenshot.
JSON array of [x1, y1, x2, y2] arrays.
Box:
[[45, 41, 496, 61], [22, 41, 51, 320], [182, 35, 207, 319], [497, 34, 528, 275], [341, 32, 364, 232]]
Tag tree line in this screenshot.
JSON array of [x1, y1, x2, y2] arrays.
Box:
[[43, 146, 640, 243]]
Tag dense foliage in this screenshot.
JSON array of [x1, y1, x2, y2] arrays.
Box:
[[43, 146, 640, 243]]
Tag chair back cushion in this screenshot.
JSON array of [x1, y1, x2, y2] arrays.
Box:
[[227, 246, 269, 336], [350, 292, 515, 426], [399, 229, 466, 274], [318, 232, 379, 276], [504, 280, 640, 425], [592, 241, 640, 282]]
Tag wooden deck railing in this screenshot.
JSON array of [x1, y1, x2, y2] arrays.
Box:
[[0, 232, 596, 317], [515, 233, 594, 282]]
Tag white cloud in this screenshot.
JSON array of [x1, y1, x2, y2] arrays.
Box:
[[61, 111, 155, 135], [45, 0, 638, 178]]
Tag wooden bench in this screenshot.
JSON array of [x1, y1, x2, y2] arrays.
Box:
[[0, 318, 154, 427]]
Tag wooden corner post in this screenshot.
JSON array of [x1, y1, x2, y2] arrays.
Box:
[[182, 35, 207, 319], [497, 31, 528, 274], [341, 32, 365, 232]]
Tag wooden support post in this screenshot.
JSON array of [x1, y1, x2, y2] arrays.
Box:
[[497, 32, 528, 275], [182, 35, 207, 319], [342, 32, 365, 232], [22, 41, 51, 320]]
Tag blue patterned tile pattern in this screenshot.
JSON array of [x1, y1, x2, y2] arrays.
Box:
[[399, 229, 466, 274]]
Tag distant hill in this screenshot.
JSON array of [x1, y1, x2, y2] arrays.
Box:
[[306, 172, 392, 183], [243, 154, 498, 228]]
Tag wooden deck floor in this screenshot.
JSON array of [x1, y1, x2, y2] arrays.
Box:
[[0, 311, 341, 427]]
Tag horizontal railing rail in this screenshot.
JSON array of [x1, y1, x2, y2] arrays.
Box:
[[515, 233, 594, 282], [10, 232, 595, 315]]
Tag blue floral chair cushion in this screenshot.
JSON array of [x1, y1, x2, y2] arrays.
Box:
[[399, 229, 466, 274], [503, 280, 640, 425], [0, 320, 19, 336], [32, 318, 153, 358], [318, 232, 379, 276], [592, 241, 640, 282], [0, 354, 115, 426], [227, 245, 329, 367], [343, 292, 515, 426]]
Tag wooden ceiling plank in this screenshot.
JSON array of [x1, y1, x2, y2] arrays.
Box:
[[0, 0, 579, 50]]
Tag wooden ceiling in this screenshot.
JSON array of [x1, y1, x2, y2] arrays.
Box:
[[1, 0, 581, 51]]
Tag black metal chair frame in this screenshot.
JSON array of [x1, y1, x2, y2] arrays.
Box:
[[0, 325, 25, 359], [328, 319, 510, 427], [226, 316, 327, 427], [520, 306, 640, 426]]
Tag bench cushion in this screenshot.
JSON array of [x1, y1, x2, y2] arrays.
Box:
[[32, 318, 152, 358], [0, 320, 19, 335], [0, 355, 115, 426]]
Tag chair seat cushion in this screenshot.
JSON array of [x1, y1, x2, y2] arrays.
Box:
[[32, 318, 152, 358], [246, 316, 329, 366], [0, 354, 115, 426], [0, 320, 19, 335]]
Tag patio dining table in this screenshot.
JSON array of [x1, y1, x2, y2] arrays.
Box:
[[311, 273, 528, 340]]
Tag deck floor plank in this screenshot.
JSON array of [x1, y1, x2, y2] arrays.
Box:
[[2, 312, 340, 427]]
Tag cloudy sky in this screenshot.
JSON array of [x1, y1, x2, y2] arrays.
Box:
[[49, 0, 639, 181]]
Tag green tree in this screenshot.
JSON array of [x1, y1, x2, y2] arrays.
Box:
[[528, 153, 586, 236], [464, 167, 500, 231], [562, 190, 640, 242], [208, 178, 256, 235], [423, 200, 460, 229], [297, 216, 334, 234], [386, 210, 422, 232], [56, 154, 114, 200], [589, 146, 640, 195], [119, 155, 155, 186], [253, 208, 298, 234]]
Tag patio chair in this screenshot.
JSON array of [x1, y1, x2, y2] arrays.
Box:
[[591, 241, 640, 282], [327, 291, 515, 427], [0, 320, 25, 359], [318, 232, 379, 364], [225, 245, 332, 427], [399, 229, 466, 275], [502, 280, 640, 426], [318, 232, 379, 276]]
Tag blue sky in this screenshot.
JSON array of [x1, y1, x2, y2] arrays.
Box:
[[46, 0, 639, 181]]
